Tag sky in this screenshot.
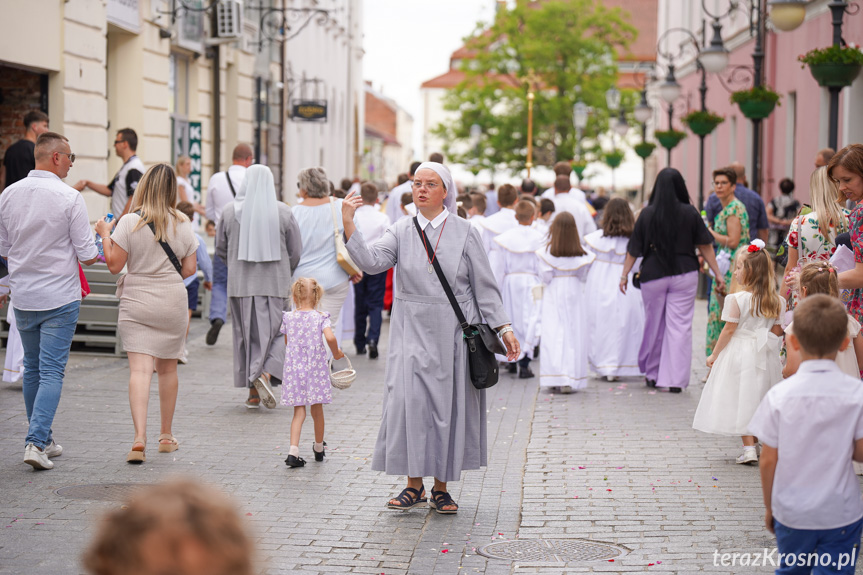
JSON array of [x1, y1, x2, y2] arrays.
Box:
[[361, 0, 644, 190], [362, 0, 492, 159]]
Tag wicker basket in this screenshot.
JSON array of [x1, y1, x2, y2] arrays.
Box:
[[329, 356, 356, 390]]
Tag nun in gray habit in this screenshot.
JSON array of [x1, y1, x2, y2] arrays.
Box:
[[216, 165, 302, 408], [342, 162, 520, 514]]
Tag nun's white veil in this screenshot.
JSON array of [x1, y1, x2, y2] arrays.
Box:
[[234, 164, 282, 262], [414, 161, 457, 213]]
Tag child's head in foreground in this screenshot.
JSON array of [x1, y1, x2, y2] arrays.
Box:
[[790, 294, 849, 359], [292, 277, 324, 309]]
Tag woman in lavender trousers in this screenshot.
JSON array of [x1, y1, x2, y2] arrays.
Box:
[[620, 169, 726, 392]]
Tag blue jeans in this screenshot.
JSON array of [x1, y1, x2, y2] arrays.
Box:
[[353, 271, 386, 348], [209, 255, 228, 323], [15, 301, 80, 449], [774, 517, 863, 574]]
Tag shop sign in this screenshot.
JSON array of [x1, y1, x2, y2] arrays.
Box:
[[292, 100, 327, 122]]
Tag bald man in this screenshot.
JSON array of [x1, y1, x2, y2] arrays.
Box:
[[204, 143, 254, 344], [704, 162, 769, 242], [0, 132, 99, 470], [815, 148, 835, 169]]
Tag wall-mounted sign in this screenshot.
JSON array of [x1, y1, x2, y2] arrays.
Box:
[[107, 0, 140, 34], [292, 100, 328, 122]]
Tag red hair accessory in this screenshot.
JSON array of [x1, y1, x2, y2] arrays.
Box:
[[747, 245, 760, 253], [747, 239, 766, 253]]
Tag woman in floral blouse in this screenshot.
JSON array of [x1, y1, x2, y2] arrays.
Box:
[[782, 167, 849, 309], [705, 167, 750, 357], [835, 145, 863, 323]]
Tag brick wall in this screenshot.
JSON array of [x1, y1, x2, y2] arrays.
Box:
[[365, 90, 397, 140], [0, 66, 46, 162]]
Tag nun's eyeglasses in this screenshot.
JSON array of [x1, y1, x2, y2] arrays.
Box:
[[412, 181, 439, 191]]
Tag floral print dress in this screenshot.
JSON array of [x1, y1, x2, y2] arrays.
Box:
[[706, 199, 750, 357], [280, 310, 333, 406], [847, 206, 863, 324], [785, 209, 851, 309]]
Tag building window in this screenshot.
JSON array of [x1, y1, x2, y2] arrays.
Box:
[[169, 53, 189, 118]]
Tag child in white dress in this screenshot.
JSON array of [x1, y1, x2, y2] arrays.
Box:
[[494, 200, 545, 378], [784, 261, 863, 379], [692, 240, 784, 464], [536, 212, 595, 393], [584, 198, 645, 381], [282, 278, 345, 468]]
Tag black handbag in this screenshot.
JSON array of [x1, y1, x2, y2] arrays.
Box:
[[413, 217, 506, 390]]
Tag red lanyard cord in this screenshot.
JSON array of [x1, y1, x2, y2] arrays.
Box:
[[421, 215, 448, 268]]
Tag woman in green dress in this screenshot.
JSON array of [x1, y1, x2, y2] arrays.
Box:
[[705, 167, 750, 356]]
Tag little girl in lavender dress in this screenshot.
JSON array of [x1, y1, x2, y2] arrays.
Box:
[[282, 277, 344, 468]]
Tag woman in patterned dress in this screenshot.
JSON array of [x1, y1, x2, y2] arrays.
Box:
[[706, 167, 750, 357], [835, 145, 863, 323], [782, 167, 849, 309]]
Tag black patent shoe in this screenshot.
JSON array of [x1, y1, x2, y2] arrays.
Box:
[[646, 379, 657, 388], [285, 454, 306, 467], [368, 342, 379, 359], [313, 441, 327, 462], [669, 387, 682, 393], [518, 366, 535, 379], [505, 363, 518, 374]]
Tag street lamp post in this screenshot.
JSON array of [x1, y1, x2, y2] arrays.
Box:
[[524, 69, 540, 179], [573, 99, 588, 161], [606, 87, 624, 193], [827, 1, 852, 150], [634, 87, 653, 203]]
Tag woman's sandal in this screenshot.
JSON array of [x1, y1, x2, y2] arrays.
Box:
[[253, 374, 277, 409], [157, 434, 179, 453], [386, 485, 427, 510], [429, 489, 459, 514], [126, 441, 146, 464]]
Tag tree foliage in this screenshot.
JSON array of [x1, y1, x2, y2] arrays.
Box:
[[431, 0, 638, 175]]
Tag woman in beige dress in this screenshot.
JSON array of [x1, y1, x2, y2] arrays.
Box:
[[96, 163, 198, 463]]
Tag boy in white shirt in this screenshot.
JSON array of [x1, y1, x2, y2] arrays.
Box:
[[749, 294, 863, 574]]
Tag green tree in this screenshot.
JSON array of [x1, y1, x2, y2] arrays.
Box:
[[431, 0, 637, 175]]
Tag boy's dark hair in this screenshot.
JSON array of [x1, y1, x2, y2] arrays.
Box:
[[400, 191, 413, 207], [428, 152, 444, 164], [521, 178, 536, 194], [793, 294, 848, 357], [469, 192, 486, 213], [397, 173, 409, 185], [176, 201, 195, 220], [779, 177, 795, 195], [712, 167, 737, 186], [205, 220, 216, 229], [553, 161, 572, 176], [24, 110, 49, 129], [539, 198, 555, 216], [361, 182, 378, 204], [116, 128, 138, 151], [340, 178, 352, 191], [457, 193, 472, 210], [497, 184, 518, 207], [515, 199, 536, 223]]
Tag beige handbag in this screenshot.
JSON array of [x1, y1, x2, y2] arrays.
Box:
[[329, 198, 360, 276]]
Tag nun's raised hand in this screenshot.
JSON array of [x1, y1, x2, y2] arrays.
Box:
[[502, 331, 520, 362], [341, 189, 363, 220]]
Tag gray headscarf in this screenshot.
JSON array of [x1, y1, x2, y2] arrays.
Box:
[[414, 162, 456, 213]]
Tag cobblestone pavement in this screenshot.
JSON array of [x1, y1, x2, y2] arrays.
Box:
[[0, 305, 850, 574]]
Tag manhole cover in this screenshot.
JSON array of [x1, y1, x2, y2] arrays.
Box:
[[478, 538, 629, 563], [55, 483, 150, 502]]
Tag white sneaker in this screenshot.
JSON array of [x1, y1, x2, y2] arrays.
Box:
[[559, 386, 574, 394], [736, 449, 758, 464], [24, 443, 54, 470], [44, 440, 63, 458]]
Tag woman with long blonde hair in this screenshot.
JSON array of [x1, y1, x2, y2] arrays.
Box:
[[95, 163, 198, 463], [783, 166, 849, 307]]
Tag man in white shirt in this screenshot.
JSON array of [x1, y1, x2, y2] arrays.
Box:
[[749, 295, 863, 567], [352, 183, 391, 358], [0, 132, 100, 470], [74, 128, 145, 217], [550, 175, 596, 240], [387, 161, 420, 225], [540, 161, 588, 205], [204, 143, 253, 345]]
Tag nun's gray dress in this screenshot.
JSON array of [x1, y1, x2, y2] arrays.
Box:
[[216, 203, 302, 388], [346, 211, 509, 482]]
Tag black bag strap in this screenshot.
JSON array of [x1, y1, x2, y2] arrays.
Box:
[[135, 211, 184, 276], [224, 171, 237, 197], [413, 217, 471, 336]]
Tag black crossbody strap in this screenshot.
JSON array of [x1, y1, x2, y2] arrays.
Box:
[[135, 211, 184, 276], [224, 171, 237, 197], [413, 217, 471, 334]]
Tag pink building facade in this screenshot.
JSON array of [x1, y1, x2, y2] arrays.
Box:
[[656, 0, 863, 206]]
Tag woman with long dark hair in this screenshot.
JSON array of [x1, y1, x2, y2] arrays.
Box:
[[620, 168, 726, 392]]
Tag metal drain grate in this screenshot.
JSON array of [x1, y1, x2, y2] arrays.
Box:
[[55, 483, 150, 502], [478, 538, 629, 563]]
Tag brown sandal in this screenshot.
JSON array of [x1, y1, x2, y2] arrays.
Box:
[[127, 441, 146, 463], [157, 434, 179, 453]]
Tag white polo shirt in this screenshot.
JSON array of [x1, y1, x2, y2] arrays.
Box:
[[748, 359, 863, 529], [354, 204, 391, 245]]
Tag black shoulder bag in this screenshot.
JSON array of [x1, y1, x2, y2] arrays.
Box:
[[136, 212, 184, 277], [413, 217, 506, 390]]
